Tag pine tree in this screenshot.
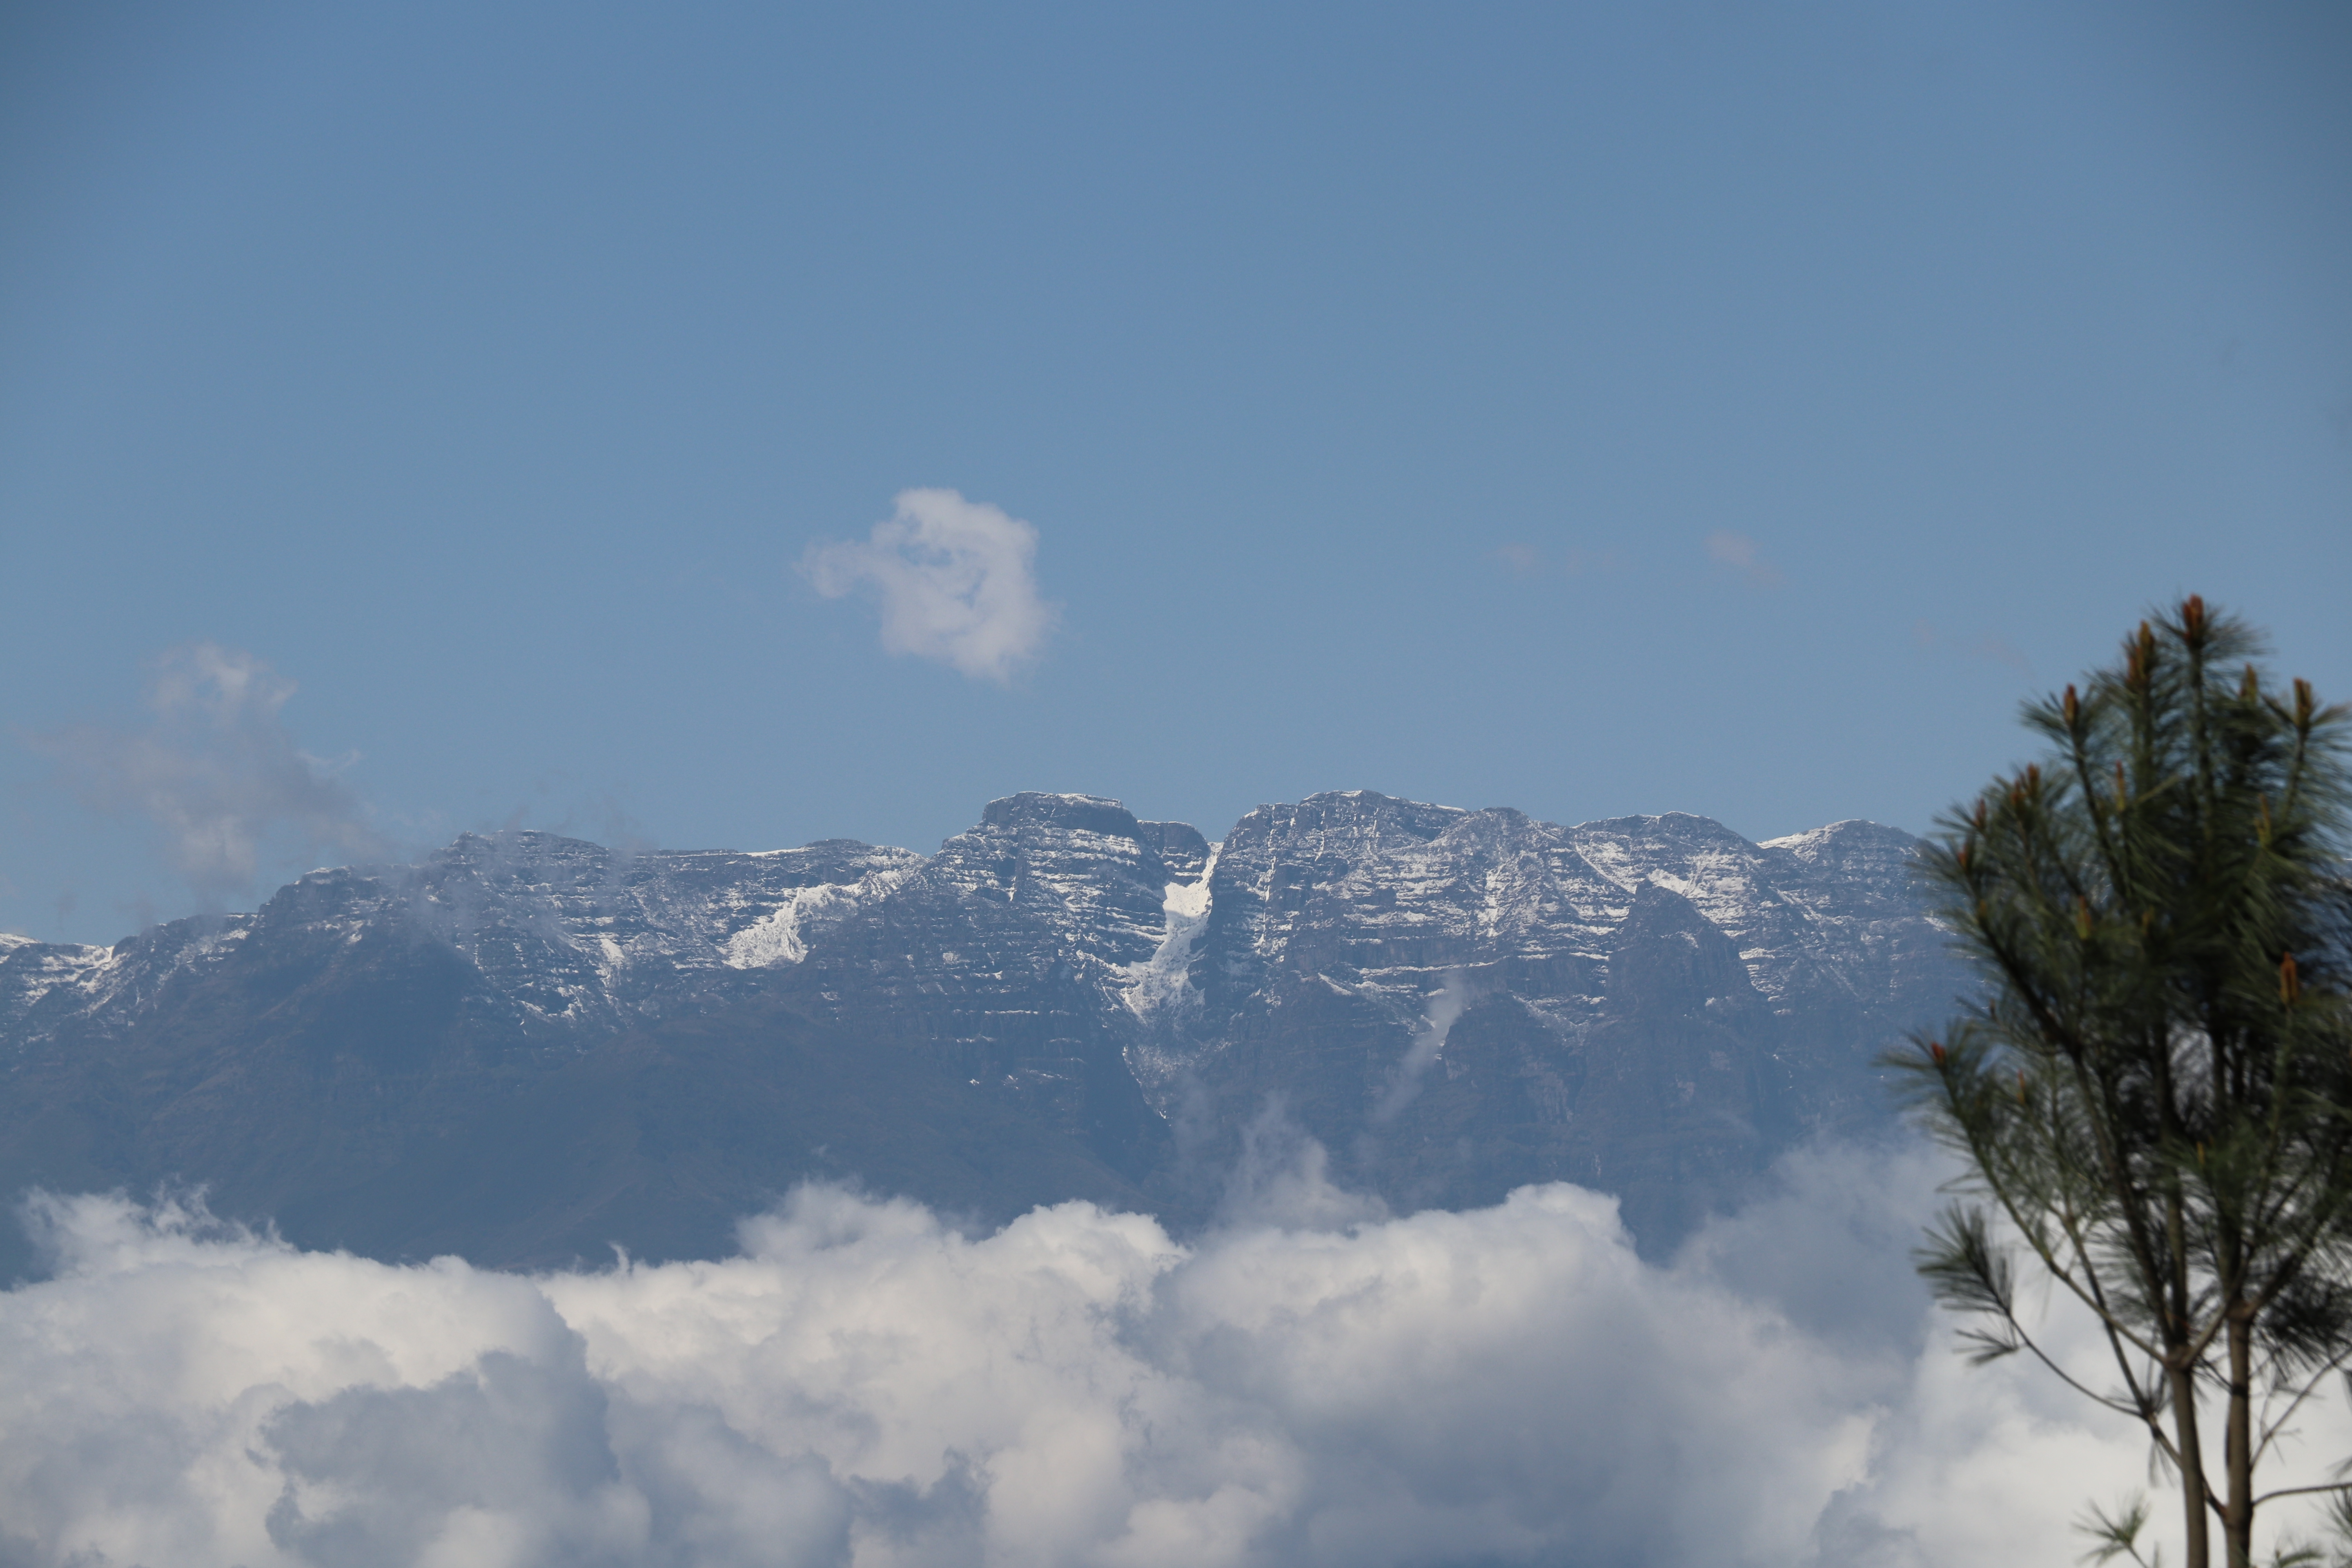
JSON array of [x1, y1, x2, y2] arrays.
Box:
[[1901, 596, 2352, 1568]]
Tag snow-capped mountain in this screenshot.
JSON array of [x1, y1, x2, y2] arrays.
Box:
[[0, 791, 1970, 1268]]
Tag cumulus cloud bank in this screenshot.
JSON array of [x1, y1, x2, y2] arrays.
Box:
[[3, 1145, 2347, 1568], [802, 490, 1056, 683], [32, 643, 381, 906]]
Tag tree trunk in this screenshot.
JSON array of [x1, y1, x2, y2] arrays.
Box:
[[2226, 1310, 2254, 1568], [2174, 1361, 2212, 1568]]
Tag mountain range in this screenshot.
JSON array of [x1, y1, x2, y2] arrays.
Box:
[[0, 790, 1971, 1272]]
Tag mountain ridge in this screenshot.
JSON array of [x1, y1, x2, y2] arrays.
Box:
[[0, 789, 1968, 1270]]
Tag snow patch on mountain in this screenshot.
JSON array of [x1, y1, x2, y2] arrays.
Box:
[[0, 940, 123, 1006], [726, 880, 878, 968], [1122, 844, 1220, 1020]]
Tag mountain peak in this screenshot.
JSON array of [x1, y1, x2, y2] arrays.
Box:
[[978, 792, 1141, 837]]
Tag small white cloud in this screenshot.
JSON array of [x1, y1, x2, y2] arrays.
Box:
[[802, 489, 1057, 684], [31, 643, 382, 906], [1912, 621, 2036, 678], [1493, 543, 1540, 577], [1705, 530, 1782, 587]]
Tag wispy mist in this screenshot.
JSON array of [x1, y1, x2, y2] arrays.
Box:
[[30, 643, 383, 909], [1371, 975, 1471, 1124]]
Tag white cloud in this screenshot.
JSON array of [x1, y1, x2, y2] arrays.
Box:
[[1493, 543, 1540, 577], [802, 490, 1057, 684], [1705, 530, 1782, 587], [1, 1144, 2347, 1568], [1909, 620, 2035, 679], [31, 644, 382, 906]]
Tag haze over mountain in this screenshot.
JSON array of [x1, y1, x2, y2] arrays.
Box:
[[0, 787, 1968, 1274]]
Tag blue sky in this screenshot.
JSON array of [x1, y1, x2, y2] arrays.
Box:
[[3, 2, 2347, 945]]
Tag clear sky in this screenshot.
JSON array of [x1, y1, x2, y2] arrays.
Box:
[[3, 2, 2347, 946]]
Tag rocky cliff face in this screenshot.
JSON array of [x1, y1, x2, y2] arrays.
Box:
[[0, 790, 1969, 1268], [0, 832, 922, 1053], [1123, 793, 1960, 1238]]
